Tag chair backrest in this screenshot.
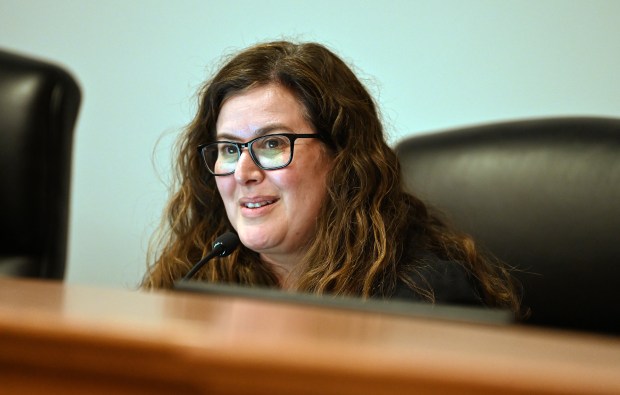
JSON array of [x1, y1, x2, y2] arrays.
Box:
[[395, 117, 620, 335], [0, 49, 81, 280]]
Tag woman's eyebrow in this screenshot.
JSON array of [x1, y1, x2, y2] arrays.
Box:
[[216, 123, 292, 140]]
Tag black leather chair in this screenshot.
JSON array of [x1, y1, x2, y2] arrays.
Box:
[[395, 117, 620, 335], [0, 49, 81, 279]]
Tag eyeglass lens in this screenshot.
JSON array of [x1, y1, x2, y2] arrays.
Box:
[[204, 134, 293, 175]]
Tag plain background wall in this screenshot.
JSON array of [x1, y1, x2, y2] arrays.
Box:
[[1, 1, 619, 288]]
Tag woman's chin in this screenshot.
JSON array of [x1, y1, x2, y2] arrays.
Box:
[[239, 232, 279, 253]]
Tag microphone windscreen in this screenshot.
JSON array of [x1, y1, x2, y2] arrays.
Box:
[[213, 232, 240, 257]]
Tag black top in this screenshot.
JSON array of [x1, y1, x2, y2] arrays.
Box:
[[391, 254, 484, 307]]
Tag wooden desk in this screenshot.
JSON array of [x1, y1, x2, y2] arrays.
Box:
[[0, 278, 618, 395]]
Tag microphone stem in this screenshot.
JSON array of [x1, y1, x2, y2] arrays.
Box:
[[181, 249, 219, 281]]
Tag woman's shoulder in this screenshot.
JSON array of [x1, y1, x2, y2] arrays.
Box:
[[391, 251, 484, 307]]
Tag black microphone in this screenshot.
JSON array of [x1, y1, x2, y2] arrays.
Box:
[[180, 232, 240, 281]]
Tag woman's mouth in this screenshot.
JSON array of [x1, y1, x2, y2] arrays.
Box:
[[244, 200, 276, 209]]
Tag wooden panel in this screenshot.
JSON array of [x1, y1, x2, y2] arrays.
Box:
[[1, 278, 619, 394]]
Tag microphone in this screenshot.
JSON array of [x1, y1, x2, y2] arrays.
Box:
[[180, 232, 240, 281]]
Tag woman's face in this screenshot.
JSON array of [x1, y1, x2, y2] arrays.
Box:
[[214, 84, 332, 267]]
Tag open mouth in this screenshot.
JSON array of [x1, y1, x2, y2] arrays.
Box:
[[243, 200, 277, 209]]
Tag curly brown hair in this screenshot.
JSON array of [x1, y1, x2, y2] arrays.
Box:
[[142, 41, 521, 314]]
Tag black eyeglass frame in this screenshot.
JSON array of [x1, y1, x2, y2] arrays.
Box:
[[197, 133, 323, 176]]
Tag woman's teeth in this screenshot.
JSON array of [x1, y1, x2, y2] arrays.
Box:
[[244, 200, 274, 209]]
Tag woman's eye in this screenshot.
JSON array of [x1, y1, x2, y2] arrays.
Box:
[[265, 139, 281, 149], [220, 144, 237, 156], [262, 136, 288, 150]]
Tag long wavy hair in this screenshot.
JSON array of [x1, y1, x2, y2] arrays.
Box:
[[142, 41, 521, 314]]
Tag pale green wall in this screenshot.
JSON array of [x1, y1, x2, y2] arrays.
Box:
[[2, 1, 619, 288]]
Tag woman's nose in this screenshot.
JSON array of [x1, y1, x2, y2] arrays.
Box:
[[234, 150, 264, 185]]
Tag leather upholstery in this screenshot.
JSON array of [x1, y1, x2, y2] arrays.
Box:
[[0, 50, 81, 279], [395, 117, 620, 334]]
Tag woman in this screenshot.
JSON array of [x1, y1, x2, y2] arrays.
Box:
[[142, 41, 521, 314]]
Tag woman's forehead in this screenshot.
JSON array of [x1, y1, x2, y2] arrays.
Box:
[[215, 84, 312, 139]]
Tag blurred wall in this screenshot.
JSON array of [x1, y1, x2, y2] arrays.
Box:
[[1, 0, 619, 288]]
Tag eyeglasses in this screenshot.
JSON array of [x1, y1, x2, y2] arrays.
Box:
[[198, 133, 322, 176]]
